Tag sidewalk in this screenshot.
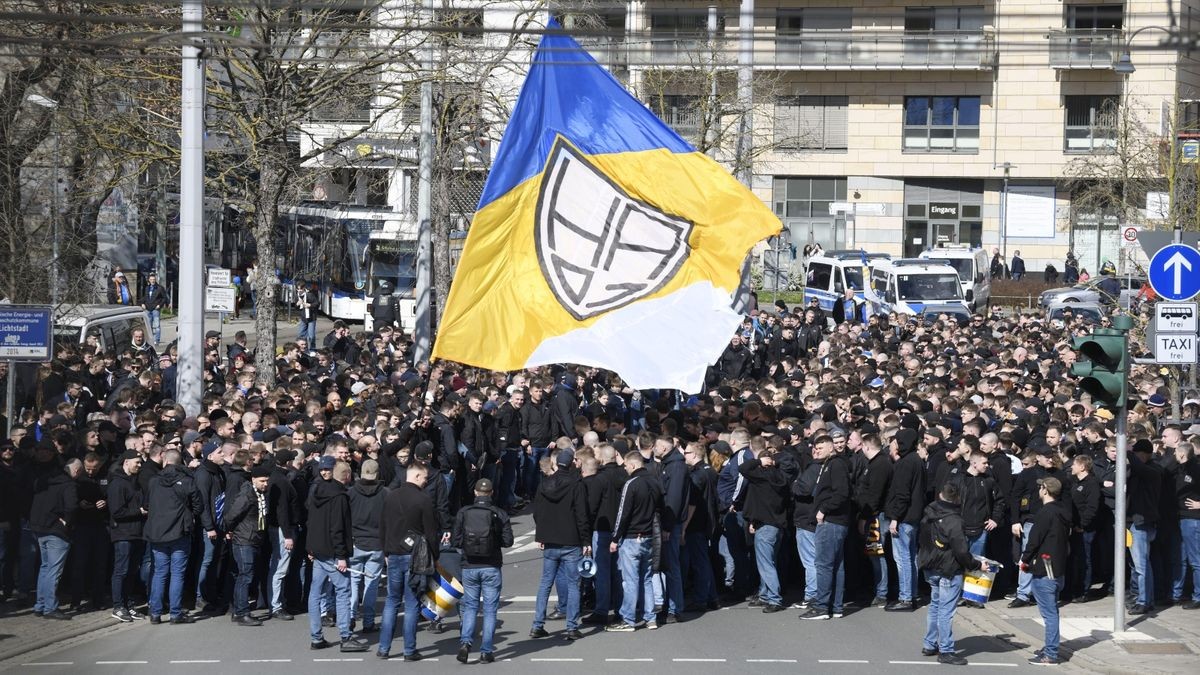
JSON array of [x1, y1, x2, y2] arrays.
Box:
[[958, 598, 1200, 674], [0, 602, 134, 663]]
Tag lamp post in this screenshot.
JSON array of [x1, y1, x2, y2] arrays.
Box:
[[26, 94, 60, 307], [999, 162, 1014, 263]]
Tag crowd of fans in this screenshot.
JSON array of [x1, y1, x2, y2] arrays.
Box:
[[1, 299, 1198, 665]]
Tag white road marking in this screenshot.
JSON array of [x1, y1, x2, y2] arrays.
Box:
[[889, 661, 935, 666], [967, 664, 1019, 668], [240, 659, 291, 663], [749, 659, 799, 663], [169, 660, 221, 664], [818, 660, 868, 664], [497, 610, 535, 614], [95, 662, 148, 665], [313, 658, 363, 662], [531, 658, 584, 662], [21, 664, 74, 667], [674, 658, 726, 662], [502, 596, 538, 602], [607, 658, 654, 662]]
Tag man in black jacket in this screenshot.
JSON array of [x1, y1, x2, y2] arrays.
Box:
[[738, 442, 790, 613], [1128, 441, 1163, 615], [107, 450, 146, 623], [494, 389, 525, 511], [1023, 476, 1072, 666], [683, 441, 719, 613], [305, 461, 367, 652], [521, 380, 555, 499], [377, 463, 438, 661], [856, 434, 892, 607], [144, 450, 201, 624], [192, 443, 228, 615], [452, 478, 514, 664], [886, 428, 926, 611], [1067, 454, 1102, 601], [530, 450, 591, 640], [347, 459, 387, 632], [917, 482, 984, 666], [605, 451, 662, 632], [30, 449, 79, 620], [550, 372, 580, 442], [653, 436, 689, 623], [267, 450, 300, 620], [461, 391, 498, 495], [225, 465, 271, 626], [584, 443, 627, 625], [800, 435, 853, 620]]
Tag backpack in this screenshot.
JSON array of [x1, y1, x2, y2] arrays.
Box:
[[461, 505, 498, 559]]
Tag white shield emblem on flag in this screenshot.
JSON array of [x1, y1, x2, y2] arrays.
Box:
[[535, 139, 693, 321]]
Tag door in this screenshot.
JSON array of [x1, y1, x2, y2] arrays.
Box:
[[933, 221, 958, 248]]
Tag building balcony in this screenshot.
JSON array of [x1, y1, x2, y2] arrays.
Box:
[[577, 35, 629, 69], [772, 30, 996, 70], [1048, 29, 1120, 69]]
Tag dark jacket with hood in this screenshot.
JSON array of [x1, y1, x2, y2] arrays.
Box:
[[1021, 498, 1071, 578], [144, 465, 202, 544], [193, 457, 225, 532], [30, 467, 78, 538], [550, 384, 579, 441], [520, 397, 554, 448], [348, 479, 388, 551], [917, 499, 982, 578], [224, 480, 265, 547], [855, 450, 893, 519], [658, 448, 690, 529], [591, 461, 626, 532], [267, 465, 300, 539], [106, 467, 145, 542], [533, 468, 590, 546], [813, 452, 853, 526], [738, 456, 790, 528], [306, 478, 353, 560], [886, 431, 927, 525]]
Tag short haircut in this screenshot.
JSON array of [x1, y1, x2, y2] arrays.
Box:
[[1072, 454, 1094, 472], [940, 481, 962, 505], [624, 451, 645, 467], [1038, 476, 1063, 498]]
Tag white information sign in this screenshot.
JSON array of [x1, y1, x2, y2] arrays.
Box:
[[204, 287, 237, 313], [1155, 333, 1198, 364], [1005, 185, 1056, 238], [1155, 303, 1197, 333], [207, 268, 232, 287]]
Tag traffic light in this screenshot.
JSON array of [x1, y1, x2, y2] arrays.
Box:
[[1070, 326, 1129, 408]]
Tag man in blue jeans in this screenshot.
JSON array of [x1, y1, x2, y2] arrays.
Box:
[[224, 464, 272, 626], [106, 450, 147, 623], [453, 479, 513, 663], [305, 462, 368, 652], [800, 436, 852, 621], [737, 442, 790, 613], [529, 451, 590, 640], [378, 463, 439, 661], [885, 428, 926, 612], [605, 451, 662, 632], [29, 455, 79, 620], [1021, 477, 1071, 666], [916, 482, 985, 665], [143, 450, 200, 624]]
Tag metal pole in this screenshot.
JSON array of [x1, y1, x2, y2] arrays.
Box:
[[706, 5, 719, 156], [730, 0, 755, 314], [1113, 402, 1127, 634], [156, 169, 167, 301], [176, 0, 205, 415], [1000, 164, 1010, 263], [411, 0, 434, 363], [51, 126, 60, 307], [4, 361, 14, 437]]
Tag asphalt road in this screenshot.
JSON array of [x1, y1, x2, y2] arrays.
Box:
[[0, 514, 1045, 674]]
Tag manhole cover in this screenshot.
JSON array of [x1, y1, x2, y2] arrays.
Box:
[[1119, 642, 1193, 655]]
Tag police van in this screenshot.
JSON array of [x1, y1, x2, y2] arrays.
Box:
[[802, 250, 891, 313], [918, 245, 990, 312], [866, 259, 969, 317]]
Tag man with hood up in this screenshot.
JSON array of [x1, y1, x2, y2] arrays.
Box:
[[144, 450, 201, 624], [529, 449, 591, 641], [306, 460, 369, 653], [885, 427, 927, 611], [1022, 477, 1072, 666], [916, 482, 985, 666], [347, 459, 388, 632]]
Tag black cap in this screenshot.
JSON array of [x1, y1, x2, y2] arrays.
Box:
[[120, 449, 141, 462], [251, 465, 273, 479], [413, 440, 434, 462], [205, 330, 221, 339]]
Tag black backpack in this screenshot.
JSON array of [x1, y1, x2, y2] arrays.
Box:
[[461, 505, 498, 559]]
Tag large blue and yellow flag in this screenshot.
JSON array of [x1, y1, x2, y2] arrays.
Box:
[[432, 21, 781, 391]]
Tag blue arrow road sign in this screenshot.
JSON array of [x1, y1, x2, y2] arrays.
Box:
[[0, 305, 53, 361], [1149, 244, 1200, 301]]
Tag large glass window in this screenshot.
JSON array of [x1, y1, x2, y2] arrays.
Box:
[[775, 96, 848, 150], [1065, 95, 1118, 153], [1066, 5, 1123, 30], [904, 6, 985, 31], [773, 177, 847, 218], [903, 96, 980, 152]]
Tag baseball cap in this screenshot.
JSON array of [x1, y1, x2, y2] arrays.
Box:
[[360, 459, 379, 480], [205, 330, 220, 339], [318, 455, 336, 470], [120, 449, 141, 462], [556, 449, 576, 467], [251, 465, 273, 479], [182, 430, 202, 446], [350, 381, 369, 396], [474, 478, 494, 493], [413, 441, 434, 462]]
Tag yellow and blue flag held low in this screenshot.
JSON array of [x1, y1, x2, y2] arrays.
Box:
[[432, 20, 781, 392]]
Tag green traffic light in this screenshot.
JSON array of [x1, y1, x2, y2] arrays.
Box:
[[1070, 327, 1129, 408]]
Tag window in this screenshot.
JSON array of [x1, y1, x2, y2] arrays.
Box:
[[772, 177, 847, 218], [649, 95, 702, 138], [1065, 95, 1117, 152], [1066, 5, 1123, 30], [903, 96, 980, 152], [904, 6, 985, 31], [775, 96, 848, 151], [807, 262, 832, 291]]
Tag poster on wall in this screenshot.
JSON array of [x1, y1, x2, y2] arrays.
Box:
[[1005, 185, 1056, 238]]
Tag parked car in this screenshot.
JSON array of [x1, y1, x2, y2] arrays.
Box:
[[1038, 276, 1146, 309], [1045, 300, 1105, 326]]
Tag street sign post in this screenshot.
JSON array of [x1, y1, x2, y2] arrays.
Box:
[[0, 306, 54, 361], [1122, 225, 1141, 246], [1147, 244, 1200, 301], [207, 267, 231, 287], [1154, 333, 1197, 363], [1155, 303, 1197, 333], [204, 286, 236, 313]]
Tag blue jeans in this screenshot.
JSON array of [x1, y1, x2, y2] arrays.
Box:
[[111, 540, 144, 610], [618, 537, 655, 626], [592, 530, 622, 615], [814, 521, 847, 613], [148, 309, 161, 343], [231, 543, 256, 617], [349, 547, 384, 626], [892, 522, 919, 602], [923, 572, 964, 654], [298, 318, 316, 344], [523, 447, 551, 498], [753, 524, 782, 606], [534, 545, 580, 630], [498, 449, 520, 509], [967, 531, 988, 558], [1031, 575, 1065, 660], [662, 523, 684, 615], [150, 537, 190, 619], [460, 566, 502, 654], [308, 557, 352, 642], [195, 533, 222, 604], [684, 531, 717, 604], [1130, 523, 1156, 607], [1177, 519, 1200, 601], [1016, 522, 1034, 600], [268, 527, 292, 613], [796, 528, 818, 600], [34, 535, 70, 614], [378, 554, 419, 656]]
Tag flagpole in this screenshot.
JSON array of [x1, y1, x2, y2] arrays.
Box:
[[413, 0, 435, 364], [731, 0, 755, 313]]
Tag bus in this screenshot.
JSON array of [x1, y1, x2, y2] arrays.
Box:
[[362, 218, 419, 332]]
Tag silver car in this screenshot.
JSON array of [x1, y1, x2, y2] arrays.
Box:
[[1038, 276, 1145, 309]]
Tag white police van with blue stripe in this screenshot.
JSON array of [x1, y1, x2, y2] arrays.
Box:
[[866, 258, 970, 319], [803, 250, 891, 313]]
